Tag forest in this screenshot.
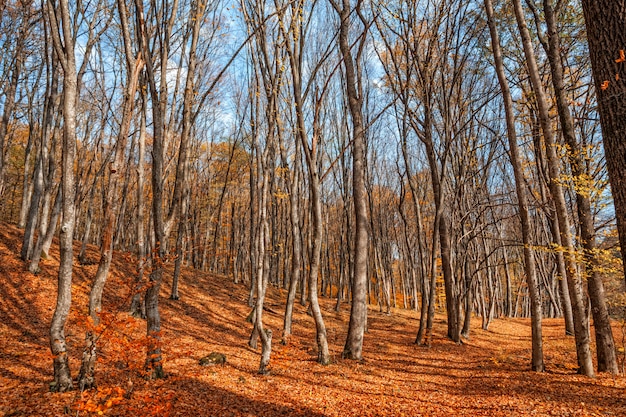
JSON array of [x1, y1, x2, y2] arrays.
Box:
[[1, 0, 626, 415]]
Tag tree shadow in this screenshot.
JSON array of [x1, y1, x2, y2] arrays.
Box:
[[151, 376, 328, 417]]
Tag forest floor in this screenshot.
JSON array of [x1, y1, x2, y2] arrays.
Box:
[[0, 223, 625, 416]]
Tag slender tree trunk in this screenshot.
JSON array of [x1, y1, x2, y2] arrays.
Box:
[[21, 148, 44, 261], [29, 169, 59, 273], [78, 181, 97, 264], [307, 169, 331, 364], [547, 214, 575, 335], [18, 125, 35, 229], [332, 0, 369, 360], [461, 250, 472, 338], [282, 132, 302, 344], [77, 24, 142, 388], [130, 94, 147, 318], [511, 0, 593, 376], [484, 0, 544, 371], [39, 186, 61, 258], [171, 199, 187, 300], [47, 0, 78, 392], [540, 0, 618, 373], [248, 149, 257, 308], [440, 218, 460, 342], [253, 143, 273, 374]]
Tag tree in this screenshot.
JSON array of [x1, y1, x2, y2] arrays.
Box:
[[539, 0, 617, 374], [0, 1, 32, 199], [133, 0, 174, 379], [511, 0, 593, 377], [483, 0, 543, 371], [77, 0, 143, 389], [580, 0, 626, 285], [329, 0, 370, 361], [275, 0, 332, 363], [46, 0, 78, 392], [170, 0, 209, 300]]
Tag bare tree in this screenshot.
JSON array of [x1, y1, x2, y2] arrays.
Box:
[[330, 0, 370, 361], [484, 0, 544, 371], [580, 0, 626, 285], [511, 0, 593, 376], [538, 0, 617, 374], [276, 0, 332, 363], [46, 0, 78, 392], [77, 0, 143, 389], [133, 0, 178, 378]]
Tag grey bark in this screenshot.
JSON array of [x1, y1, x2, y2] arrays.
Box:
[[77, 1, 143, 387], [484, 0, 544, 371], [511, 0, 593, 376], [330, 0, 369, 361], [541, 0, 617, 374], [47, 0, 78, 392]]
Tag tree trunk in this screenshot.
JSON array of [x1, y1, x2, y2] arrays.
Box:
[[18, 124, 36, 229], [307, 169, 331, 364], [253, 143, 273, 374], [461, 253, 472, 339], [130, 93, 147, 318], [77, 15, 142, 387], [29, 182, 60, 273], [542, 0, 618, 374], [580, 0, 626, 285], [282, 123, 302, 344], [78, 181, 97, 264], [547, 214, 575, 335], [47, 0, 78, 392], [440, 218, 460, 342], [512, 0, 593, 376], [21, 148, 44, 261], [332, 0, 369, 361], [134, 0, 173, 379], [484, 0, 544, 371], [171, 0, 206, 299]]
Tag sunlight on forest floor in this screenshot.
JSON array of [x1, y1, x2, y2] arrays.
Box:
[[0, 222, 624, 416]]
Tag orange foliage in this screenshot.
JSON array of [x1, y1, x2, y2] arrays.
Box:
[[0, 223, 625, 416]]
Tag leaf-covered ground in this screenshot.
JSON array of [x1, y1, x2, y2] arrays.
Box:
[[0, 223, 625, 416]]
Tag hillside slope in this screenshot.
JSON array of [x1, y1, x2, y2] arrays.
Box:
[[0, 223, 624, 416]]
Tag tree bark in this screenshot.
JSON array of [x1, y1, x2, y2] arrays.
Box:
[[47, 0, 78, 392], [331, 0, 369, 360], [542, 0, 617, 373], [512, 0, 593, 376], [130, 93, 147, 318], [484, 0, 544, 371], [77, 9, 143, 386], [580, 0, 626, 285]]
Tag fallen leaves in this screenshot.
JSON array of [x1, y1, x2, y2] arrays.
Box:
[[0, 222, 624, 416]]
